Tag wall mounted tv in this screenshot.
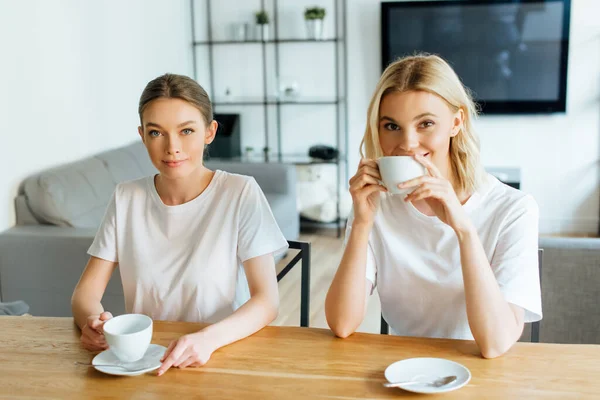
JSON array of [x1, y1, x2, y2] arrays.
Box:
[[381, 0, 571, 114]]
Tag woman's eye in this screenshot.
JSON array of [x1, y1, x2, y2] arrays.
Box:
[[182, 128, 193, 135], [148, 130, 161, 137], [384, 122, 400, 131], [420, 120, 435, 128]]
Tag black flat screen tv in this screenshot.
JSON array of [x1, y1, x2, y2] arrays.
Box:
[[381, 0, 571, 114]]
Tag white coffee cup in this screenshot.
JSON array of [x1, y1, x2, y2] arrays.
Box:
[[376, 156, 426, 195], [103, 314, 153, 362]]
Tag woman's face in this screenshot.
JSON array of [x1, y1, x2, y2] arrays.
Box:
[[138, 98, 216, 180], [378, 90, 463, 172]]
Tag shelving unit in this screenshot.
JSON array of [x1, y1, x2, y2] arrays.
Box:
[[190, 0, 348, 236]]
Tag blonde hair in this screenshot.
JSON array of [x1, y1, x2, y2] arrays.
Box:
[[360, 53, 486, 194]]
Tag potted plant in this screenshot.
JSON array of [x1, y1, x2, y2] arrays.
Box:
[[304, 6, 326, 40], [255, 10, 270, 41]]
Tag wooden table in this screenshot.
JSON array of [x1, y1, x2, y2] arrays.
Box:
[[1, 317, 599, 399]]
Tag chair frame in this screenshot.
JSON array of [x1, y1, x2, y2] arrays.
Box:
[[276, 240, 311, 327]]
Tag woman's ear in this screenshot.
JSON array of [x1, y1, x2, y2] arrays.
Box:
[[205, 120, 218, 145], [450, 108, 464, 137]]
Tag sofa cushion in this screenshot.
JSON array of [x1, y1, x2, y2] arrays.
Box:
[[538, 237, 600, 344], [23, 141, 155, 228]]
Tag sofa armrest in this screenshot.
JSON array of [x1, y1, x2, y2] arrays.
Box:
[[205, 161, 297, 196], [0, 225, 125, 317]]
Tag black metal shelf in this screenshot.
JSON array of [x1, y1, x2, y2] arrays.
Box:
[[194, 38, 339, 45], [191, 0, 348, 237], [206, 154, 347, 165], [212, 97, 344, 106]]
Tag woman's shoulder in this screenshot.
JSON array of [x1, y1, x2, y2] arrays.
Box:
[[115, 175, 154, 194], [113, 176, 153, 198], [480, 173, 538, 217], [214, 170, 257, 191]]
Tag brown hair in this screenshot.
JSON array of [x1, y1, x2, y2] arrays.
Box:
[[138, 73, 213, 127], [361, 53, 485, 194]]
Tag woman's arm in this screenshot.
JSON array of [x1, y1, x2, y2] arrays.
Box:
[[325, 222, 373, 338], [71, 256, 117, 329], [157, 253, 279, 375], [456, 226, 525, 359], [404, 154, 525, 358], [71, 256, 117, 350], [325, 159, 386, 338]]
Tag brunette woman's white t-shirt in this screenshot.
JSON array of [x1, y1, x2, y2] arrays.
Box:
[[88, 170, 288, 323], [345, 174, 542, 340]]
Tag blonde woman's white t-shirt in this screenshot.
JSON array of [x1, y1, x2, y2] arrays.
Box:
[[88, 170, 288, 323], [345, 174, 542, 340]]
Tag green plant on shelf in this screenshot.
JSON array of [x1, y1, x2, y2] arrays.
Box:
[[304, 6, 326, 20], [255, 10, 270, 25]]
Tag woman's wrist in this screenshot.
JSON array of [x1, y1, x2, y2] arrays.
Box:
[[194, 329, 220, 354], [454, 221, 477, 241], [351, 220, 373, 236]]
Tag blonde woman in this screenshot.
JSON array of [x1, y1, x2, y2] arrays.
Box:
[[325, 54, 541, 358], [72, 73, 287, 375]]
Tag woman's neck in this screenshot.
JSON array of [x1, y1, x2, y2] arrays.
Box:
[[155, 166, 215, 206]]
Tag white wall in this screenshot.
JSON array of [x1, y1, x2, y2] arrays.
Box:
[[0, 0, 193, 232], [195, 0, 599, 234], [345, 0, 600, 235]]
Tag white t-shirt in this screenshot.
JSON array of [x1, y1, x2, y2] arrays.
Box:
[[345, 174, 542, 340], [88, 170, 288, 323]]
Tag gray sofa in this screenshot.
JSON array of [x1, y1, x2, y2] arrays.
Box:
[[0, 141, 299, 317]]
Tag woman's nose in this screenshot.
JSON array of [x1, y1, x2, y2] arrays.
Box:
[[165, 136, 181, 155], [396, 131, 419, 153]]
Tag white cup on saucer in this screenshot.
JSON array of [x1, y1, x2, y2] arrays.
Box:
[[376, 156, 426, 195], [103, 314, 153, 363]]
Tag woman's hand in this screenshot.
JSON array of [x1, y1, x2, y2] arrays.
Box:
[[349, 159, 387, 227], [400, 154, 472, 234], [80, 311, 113, 351], [157, 332, 215, 376]]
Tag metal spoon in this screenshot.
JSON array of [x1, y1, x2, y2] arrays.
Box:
[[383, 375, 457, 388]]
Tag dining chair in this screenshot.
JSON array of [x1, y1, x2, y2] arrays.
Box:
[[277, 240, 311, 327], [380, 248, 544, 342]]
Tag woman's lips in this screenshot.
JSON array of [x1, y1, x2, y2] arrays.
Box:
[[162, 160, 187, 168]]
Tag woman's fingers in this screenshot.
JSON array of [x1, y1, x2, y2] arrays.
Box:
[[160, 340, 177, 363], [361, 183, 388, 198], [177, 357, 197, 369], [398, 175, 438, 189], [414, 154, 443, 178], [81, 326, 108, 350], [350, 174, 381, 193], [404, 182, 447, 203], [173, 348, 193, 368]]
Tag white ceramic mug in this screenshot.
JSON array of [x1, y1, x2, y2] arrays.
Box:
[[376, 156, 426, 195], [103, 314, 153, 362]]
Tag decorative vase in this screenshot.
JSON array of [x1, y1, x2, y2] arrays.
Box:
[[305, 19, 324, 40], [256, 24, 269, 41]]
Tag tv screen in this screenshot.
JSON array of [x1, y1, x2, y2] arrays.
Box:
[[381, 0, 571, 114]]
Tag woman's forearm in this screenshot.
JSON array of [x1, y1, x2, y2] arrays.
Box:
[[71, 290, 105, 330], [325, 222, 371, 338], [457, 225, 523, 358], [198, 293, 278, 353]]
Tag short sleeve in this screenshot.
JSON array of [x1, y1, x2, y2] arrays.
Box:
[[491, 195, 542, 323], [344, 208, 377, 294], [87, 188, 119, 263], [237, 178, 288, 262]]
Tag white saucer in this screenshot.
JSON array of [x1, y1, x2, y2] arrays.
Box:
[[92, 344, 167, 376], [384, 357, 471, 394]]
